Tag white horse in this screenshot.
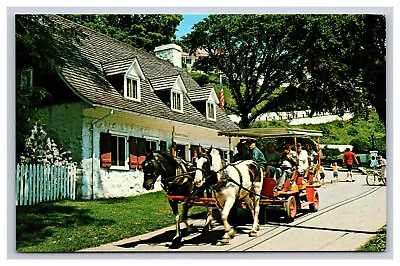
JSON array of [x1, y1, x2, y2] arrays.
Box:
[[194, 148, 263, 243]]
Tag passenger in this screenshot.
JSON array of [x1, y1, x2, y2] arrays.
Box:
[[275, 144, 297, 191], [265, 141, 280, 167], [263, 141, 281, 179], [249, 140, 267, 177], [232, 140, 249, 162], [296, 143, 309, 176], [304, 143, 318, 168]]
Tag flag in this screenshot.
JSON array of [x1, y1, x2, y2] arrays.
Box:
[[219, 74, 225, 110]]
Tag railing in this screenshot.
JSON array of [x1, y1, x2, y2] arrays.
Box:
[[16, 163, 77, 206]]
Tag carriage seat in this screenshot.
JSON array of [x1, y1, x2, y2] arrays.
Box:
[[261, 178, 277, 197]]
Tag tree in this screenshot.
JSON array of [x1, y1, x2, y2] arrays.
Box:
[[287, 14, 386, 124], [183, 14, 386, 128], [62, 14, 183, 53], [15, 15, 85, 160], [183, 15, 302, 127]]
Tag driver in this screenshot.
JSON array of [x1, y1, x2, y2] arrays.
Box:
[[249, 140, 267, 177]]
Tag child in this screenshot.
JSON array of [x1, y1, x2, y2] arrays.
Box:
[[330, 162, 339, 183]]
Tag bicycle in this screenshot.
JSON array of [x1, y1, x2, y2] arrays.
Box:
[[366, 168, 386, 186]]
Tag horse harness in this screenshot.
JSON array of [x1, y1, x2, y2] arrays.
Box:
[[150, 155, 195, 192]]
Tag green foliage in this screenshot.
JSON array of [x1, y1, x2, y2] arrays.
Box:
[[250, 110, 386, 153], [322, 148, 341, 159], [183, 14, 386, 127], [19, 123, 72, 165], [62, 14, 183, 53], [357, 225, 386, 251], [16, 191, 205, 252]]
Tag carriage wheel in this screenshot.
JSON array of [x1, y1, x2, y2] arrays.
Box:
[[366, 173, 376, 186], [309, 190, 319, 212], [283, 196, 296, 222]]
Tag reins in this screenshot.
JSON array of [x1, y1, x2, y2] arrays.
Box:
[[199, 161, 272, 200]]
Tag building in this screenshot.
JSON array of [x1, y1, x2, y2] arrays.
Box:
[[27, 15, 239, 200]]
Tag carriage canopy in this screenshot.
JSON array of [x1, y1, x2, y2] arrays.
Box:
[[218, 128, 323, 138]]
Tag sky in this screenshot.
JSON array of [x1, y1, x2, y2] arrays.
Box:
[[175, 14, 209, 40]]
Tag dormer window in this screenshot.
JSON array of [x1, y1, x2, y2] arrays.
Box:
[[123, 59, 145, 102], [188, 87, 219, 122], [124, 74, 140, 101], [171, 90, 183, 112], [206, 101, 216, 121]]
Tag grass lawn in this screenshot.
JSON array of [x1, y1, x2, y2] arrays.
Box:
[[357, 225, 387, 252], [16, 191, 205, 252]]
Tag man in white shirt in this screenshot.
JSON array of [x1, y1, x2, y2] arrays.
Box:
[[296, 143, 309, 175]]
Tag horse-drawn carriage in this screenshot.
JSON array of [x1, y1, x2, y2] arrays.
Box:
[[218, 128, 324, 223], [142, 127, 323, 246]]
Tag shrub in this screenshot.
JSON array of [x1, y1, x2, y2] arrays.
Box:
[[19, 123, 72, 166]]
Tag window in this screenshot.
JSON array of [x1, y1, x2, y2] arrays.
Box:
[[100, 133, 128, 169], [171, 91, 183, 112], [124, 75, 140, 101], [206, 101, 216, 121], [146, 139, 158, 152], [111, 135, 127, 167]]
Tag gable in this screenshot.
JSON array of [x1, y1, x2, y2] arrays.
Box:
[[208, 88, 220, 104], [172, 75, 187, 95], [126, 59, 145, 80]]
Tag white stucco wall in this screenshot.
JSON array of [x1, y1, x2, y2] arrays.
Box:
[[81, 108, 232, 199]]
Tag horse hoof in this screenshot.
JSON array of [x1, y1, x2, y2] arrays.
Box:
[[249, 231, 257, 237], [170, 236, 182, 248], [220, 238, 230, 244], [210, 220, 216, 229], [228, 229, 236, 238]]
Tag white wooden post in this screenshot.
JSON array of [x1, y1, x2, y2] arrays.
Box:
[[28, 164, 33, 205], [16, 164, 21, 206]]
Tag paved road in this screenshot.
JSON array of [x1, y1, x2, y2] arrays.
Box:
[[79, 170, 387, 253]]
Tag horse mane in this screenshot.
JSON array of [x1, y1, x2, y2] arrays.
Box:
[[157, 151, 179, 168]]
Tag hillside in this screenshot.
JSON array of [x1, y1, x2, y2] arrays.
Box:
[[250, 110, 386, 154]]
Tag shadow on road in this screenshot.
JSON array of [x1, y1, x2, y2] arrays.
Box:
[[265, 222, 379, 235], [117, 225, 231, 249]]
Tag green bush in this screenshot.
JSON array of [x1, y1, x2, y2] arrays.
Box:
[[322, 148, 341, 159]]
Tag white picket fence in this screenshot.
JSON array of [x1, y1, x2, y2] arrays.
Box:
[[15, 163, 77, 206]]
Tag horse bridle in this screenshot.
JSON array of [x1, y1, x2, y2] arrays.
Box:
[[146, 155, 196, 187]]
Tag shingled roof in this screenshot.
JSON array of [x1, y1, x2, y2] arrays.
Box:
[[47, 15, 239, 132]]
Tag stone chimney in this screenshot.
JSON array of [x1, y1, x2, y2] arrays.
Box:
[[154, 43, 182, 68]]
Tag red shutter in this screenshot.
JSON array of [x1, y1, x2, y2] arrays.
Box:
[[129, 137, 138, 169], [137, 138, 147, 169], [100, 133, 112, 168]]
